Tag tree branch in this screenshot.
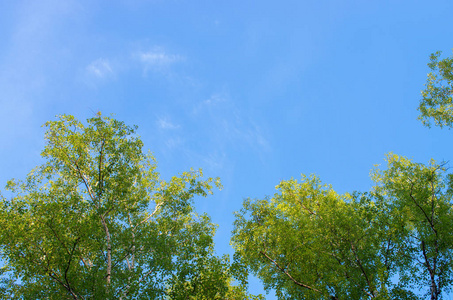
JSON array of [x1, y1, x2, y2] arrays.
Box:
[[259, 250, 329, 297], [349, 241, 375, 298]]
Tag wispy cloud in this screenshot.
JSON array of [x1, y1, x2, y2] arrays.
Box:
[[156, 116, 180, 130], [204, 93, 226, 105], [80, 46, 184, 86], [203, 151, 226, 170], [236, 122, 270, 151], [138, 51, 182, 66], [191, 91, 271, 165], [86, 58, 114, 79], [164, 136, 184, 150], [135, 48, 183, 73], [220, 114, 270, 153], [192, 92, 228, 115]]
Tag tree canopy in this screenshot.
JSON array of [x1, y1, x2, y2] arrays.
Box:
[[231, 51, 453, 300], [231, 175, 394, 299], [418, 50, 453, 128], [0, 114, 260, 299]]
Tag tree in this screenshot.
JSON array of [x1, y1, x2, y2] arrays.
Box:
[[231, 175, 407, 299], [371, 154, 453, 300], [231, 51, 453, 300], [231, 158, 453, 300], [0, 114, 258, 299], [418, 50, 453, 128]]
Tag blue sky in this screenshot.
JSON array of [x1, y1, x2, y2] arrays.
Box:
[[1, 0, 453, 298]]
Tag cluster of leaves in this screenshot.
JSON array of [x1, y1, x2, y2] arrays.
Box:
[[232, 176, 386, 299], [232, 51, 453, 300], [418, 50, 453, 128], [0, 114, 260, 299], [232, 156, 453, 300]]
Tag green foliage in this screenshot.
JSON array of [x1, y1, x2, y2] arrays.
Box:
[[0, 114, 256, 299], [372, 154, 453, 299], [418, 50, 453, 128], [232, 154, 453, 299], [232, 175, 397, 299]]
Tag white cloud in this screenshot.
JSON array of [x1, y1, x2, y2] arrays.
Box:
[[191, 91, 270, 154], [192, 93, 228, 115], [86, 58, 114, 79], [204, 93, 226, 105], [139, 51, 182, 65], [241, 123, 270, 150], [80, 47, 184, 85], [221, 116, 269, 153], [190, 90, 271, 163], [156, 116, 180, 130], [135, 48, 183, 73], [203, 151, 226, 170], [164, 136, 183, 150]]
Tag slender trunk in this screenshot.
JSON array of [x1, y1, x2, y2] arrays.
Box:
[[101, 216, 112, 289], [129, 213, 135, 271], [120, 214, 136, 299], [431, 284, 438, 300], [421, 241, 439, 300]]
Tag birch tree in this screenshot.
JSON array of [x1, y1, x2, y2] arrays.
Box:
[[231, 175, 400, 299], [0, 114, 256, 299]]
